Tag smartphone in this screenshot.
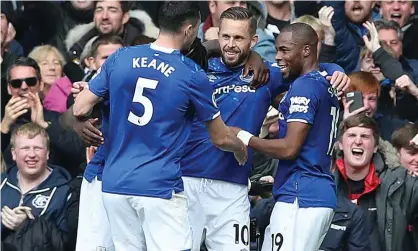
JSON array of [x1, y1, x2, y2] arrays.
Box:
[[346, 91, 364, 113]]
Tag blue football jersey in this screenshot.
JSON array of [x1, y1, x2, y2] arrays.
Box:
[[273, 70, 339, 209], [82, 100, 110, 182], [88, 43, 220, 199], [181, 58, 287, 185]]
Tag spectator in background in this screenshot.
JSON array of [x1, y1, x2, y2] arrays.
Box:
[[0, 57, 85, 176], [361, 20, 418, 122], [1, 123, 71, 251], [334, 114, 418, 251], [342, 71, 407, 142], [265, 0, 294, 38], [326, 1, 375, 73], [1, 4, 18, 121], [392, 123, 418, 176], [66, 35, 125, 109], [374, 19, 418, 81], [51, 0, 95, 59], [65, 0, 158, 64], [28, 45, 74, 114], [379, 0, 418, 60]]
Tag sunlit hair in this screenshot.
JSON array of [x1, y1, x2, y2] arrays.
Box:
[[292, 15, 325, 41], [346, 71, 381, 97], [220, 7, 257, 37], [28, 45, 66, 68], [11, 123, 50, 151]]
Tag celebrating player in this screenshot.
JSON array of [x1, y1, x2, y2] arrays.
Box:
[[182, 8, 348, 251], [72, 2, 247, 251], [234, 23, 340, 251], [181, 7, 288, 251]]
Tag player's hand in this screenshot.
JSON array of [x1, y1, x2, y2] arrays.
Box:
[[246, 51, 270, 89], [362, 21, 381, 53], [74, 118, 104, 146], [395, 75, 418, 98], [72, 81, 89, 100], [1, 96, 29, 133], [1, 206, 29, 230], [234, 142, 248, 166], [342, 99, 368, 120], [86, 146, 98, 163], [326, 71, 350, 99], [204, 27, 219, 41]]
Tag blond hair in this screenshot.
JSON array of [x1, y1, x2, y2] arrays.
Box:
[[292, 15, 325, 41], [11, 123, 50, 150], [28, 45, 66, 67]]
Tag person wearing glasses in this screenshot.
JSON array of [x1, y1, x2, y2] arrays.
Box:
[[0, 57, 85, 177]]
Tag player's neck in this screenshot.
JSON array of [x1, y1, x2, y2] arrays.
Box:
[[300, 58, 319, 76], [154, 34, 184, 51], [344, 161, 370, 181]]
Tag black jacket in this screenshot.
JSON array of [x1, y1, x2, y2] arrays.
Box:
[[2, 216, 67, 251], [64, 9, 159, 62], [320, 197, 371, 251]]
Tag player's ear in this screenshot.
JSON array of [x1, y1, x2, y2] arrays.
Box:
[[185, 24, 193, 38], [250, 34, 259, 49], [302, 45, 311, 58]]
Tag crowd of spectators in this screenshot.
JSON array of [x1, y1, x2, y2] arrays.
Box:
[[0, 1, 417, 251]]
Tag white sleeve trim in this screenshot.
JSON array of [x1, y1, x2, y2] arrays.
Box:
[[212, 111, 221, 119], [287, 119, 309, 124]]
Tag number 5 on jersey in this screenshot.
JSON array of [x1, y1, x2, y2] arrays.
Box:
[[128, 77, 159, 126]]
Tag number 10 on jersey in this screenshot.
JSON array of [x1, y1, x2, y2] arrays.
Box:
[[128, 77, 159, 126]]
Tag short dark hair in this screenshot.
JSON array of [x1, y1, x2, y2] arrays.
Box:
[[90, 35, 125, 58], [7, 57, 42, 83], [374, 19, 403, 40], [280, 23, 319, 47], [338, 114, 380, 146], [93, 0, 131, 14], [220, 7, 257, 36], [392, 123, 418, 154], [158, 1, 201, 34]]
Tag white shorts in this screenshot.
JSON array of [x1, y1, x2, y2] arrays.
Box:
[[76, 177, 113, 251], [261, 199, 334, 251], [102, 191, 192, 251], [183, 177, 250, 251]]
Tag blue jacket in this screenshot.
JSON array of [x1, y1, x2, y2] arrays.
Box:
[[320, 197, 371, 251], [327, 1, 368, 73], [1, 165, 72, 236]]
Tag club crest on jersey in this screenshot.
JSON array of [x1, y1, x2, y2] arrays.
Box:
[[328, 86, 338, 97], [32, 194, 50, 209], [239, 70, 254, 83]]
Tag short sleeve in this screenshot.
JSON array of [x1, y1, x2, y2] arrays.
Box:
[[88, 49, 119, 99], [286, 79, 320, 125], [189, 71, 220, 122], [319, 63, 345, 76]]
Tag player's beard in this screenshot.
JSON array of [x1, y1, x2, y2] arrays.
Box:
[[221, 48, 250, 68]]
